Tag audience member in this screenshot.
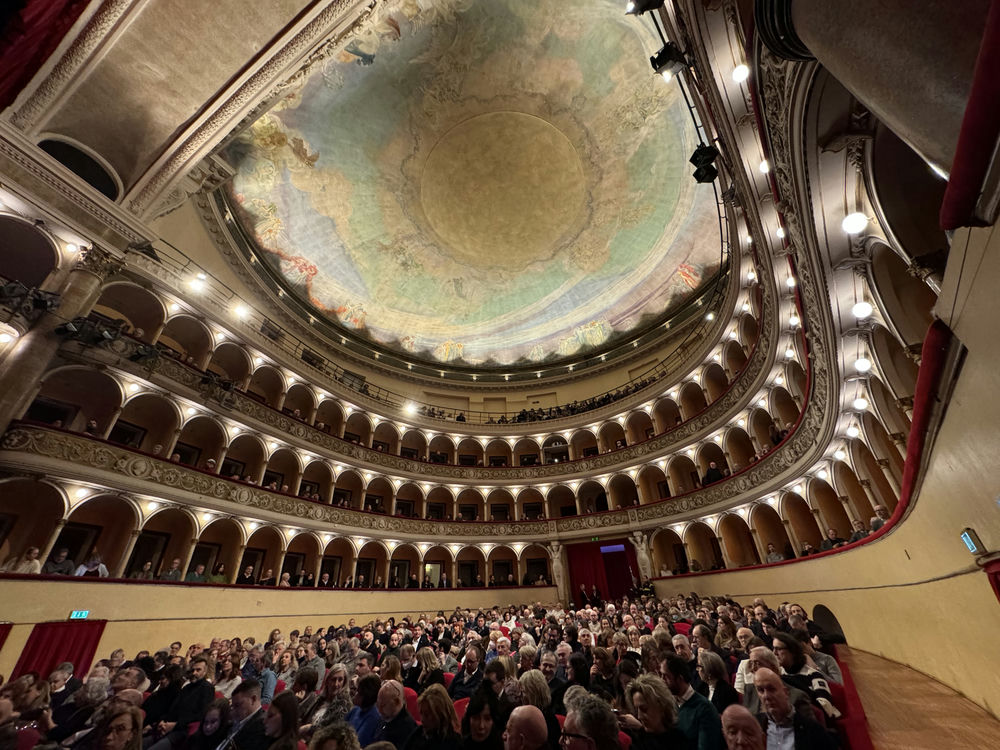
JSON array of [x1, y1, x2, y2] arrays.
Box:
[[374, 679, 416, 749], [752, 669, 834, 749]]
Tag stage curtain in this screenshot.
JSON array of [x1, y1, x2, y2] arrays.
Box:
[[565, 542, 610, 607], [0, 622, 11, 654], [12, 620, 105, 679]]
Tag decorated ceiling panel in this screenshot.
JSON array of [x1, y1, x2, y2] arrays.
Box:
[[224, 0, 720, 366]]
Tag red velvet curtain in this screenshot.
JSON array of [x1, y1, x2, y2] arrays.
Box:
[[0, 0, 89, 109], [11, 620, 105, 679], [0, 622, 11, 654], [566, 539, 641, 604]]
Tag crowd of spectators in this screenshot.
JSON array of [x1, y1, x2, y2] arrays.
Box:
[[0, 587, 850, 750]]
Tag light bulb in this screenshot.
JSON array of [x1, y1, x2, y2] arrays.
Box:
[[732, 64, 750, 83], [127, 383, 140, 393], [188, 277, 205, 292], [842, 212, 868, 234], [846, 425, 860, 438], [785, 276, 795, 287], [729, 331, 738, 339], [776, 227, 786, 238], [784, 348, 795, 359], [834, 449, 847, 461], [747, 270, 756, 281], [742, 302, 751, 312], [759, 160, 770, 174], [706, 312, 715, 321], [233, 304, 249, 319], [65, 243, 79, 253], [789, 315, 800, 327], [853, 397, 869, 411], [0, 332, 14, 344], [854, 357, 872, 373], [775, 375, 784, 385], [851, 301, 873, 319]]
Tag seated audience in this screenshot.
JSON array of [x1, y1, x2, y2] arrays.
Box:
[[461, 687, 503, 750], [346, 674, 382, 747], [2, 545, 42, 574], [618, 673, 687, 750], [661, 655, 724, 750], [407, 683, 462, 750], [752, 669, 834, 749], [374, 679, 416, 749], [502, 705, 550, 750], [263, 692, 299, 750], [699, 651, 740, 714], [43, 547, 76, 575]]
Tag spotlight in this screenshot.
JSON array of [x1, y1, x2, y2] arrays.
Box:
[[732, 64, 750, 83], [650, 42, 687, 81], [851, 301, 873, 319], [690, 143, 719, 184], [626, 0, 665, 15], [842, 212, 868, 234], [693, 164, 718, 183], [854, 357, 872, 373]]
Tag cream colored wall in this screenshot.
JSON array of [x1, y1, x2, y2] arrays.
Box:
[[0, 581, 556, 678]]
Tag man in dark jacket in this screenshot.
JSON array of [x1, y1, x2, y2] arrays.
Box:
[[218, 679, 269, 750], [447, 645, 484, 700], [753, 668, 835, 749], [148, 656, 215, 749], [374, 680, 417, 749]]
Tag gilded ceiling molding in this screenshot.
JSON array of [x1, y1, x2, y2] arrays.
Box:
[[125, 0, 373, 218]]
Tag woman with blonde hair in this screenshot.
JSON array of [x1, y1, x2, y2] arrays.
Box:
[[408, 683, 460, 750], [301, 663, 351, 735], [415, 646, 445, 694], [618, 673, 686, 749], [517, 670, 560, 748], [379, 655, 402, 683], [273, 648, 297, 684]]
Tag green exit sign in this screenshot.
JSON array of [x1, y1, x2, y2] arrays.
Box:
[[69, 610, 90, 620], [591, 536, 600, 542]]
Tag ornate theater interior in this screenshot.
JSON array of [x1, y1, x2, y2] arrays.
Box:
[[0, 0, 998, 739]]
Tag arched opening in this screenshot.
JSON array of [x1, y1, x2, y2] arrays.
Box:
[[751, 503, 794, 562], [133, 507, 195, 578], [394, 482, 424, 519], [223, 434, 266, 482], [242, 526, 284, 585], [871, 326, 920, 399], [321, 537, 353, 586], [457, 546, 486, 586], [354, 541, 388, 588], [389, 543, 421, 588], [364, 477, 394, 514], [702, 363, 729, 402], [314, 399, 345, 436], [485, 439, 512, 467], [426, 487, 454, 520], [678, 381, 708, 420], [570, 429, 599, 460], [782, 492, 822, 552], [625, 411, 655, 445], [812, 605, 847, 643], [868, 374, 912, 440], [810, 479, 853, 544], [575, 480, 605, 515], [851, 437, 899, 512], [158, 315, 212, 369], [749, 407, 775, 452], [333, 469, 365, 509], [427, 434, 455, 464], [422, 545, 452, 586], [487, 546, 518, 585], [283, 383, 316, 422], [0, 479, 64, 564], [684, 522, 720, 571], [195, 517, 243, 581], [64, 494, 139, 575], [285, 533, 320, 585], [547, 485, 578, 518], [372, 422, 400, 455], [263, 448, 300, 493], [26, 367, 121, 433], [738, 312, 759, 346], [38, 139, 121, 199], [833, 460, 877, 525], [785, 360, 808, 404], [650, 528, 685, 575], [246, 366, 285, 409], [770, 386, 800, 430], [399, 429, 427, 461], [512, 438, 541, 467], [206, 341, 252, 386], [457, 438, 485, 467], [608, 474, 639, 509], [92, 282, 163, 343], [520, 544, 550, 586], [862, 411, 905, 484], [719, 513, 760, 567], [637, 464, 669, 504], [723, 339, 748, 379], [0, 216, 59, 288], [651, 397, 682, 433], [599, 421, 628, 452], [696, 442, 729, 484], [871, 242, 938, 347], [300, 460, 333, 502], [456, 488, 485, 521], [667, 455, 700, 494], [110, 393, 179, 453], [516, 488, 544, 521], [174, 415, 226, 469], [724, 427, 756, 472], [486, 489, 515, 522], [541, 435, 570, 464]]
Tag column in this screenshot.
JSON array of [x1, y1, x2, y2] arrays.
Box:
[[876, 458, 902, 496], [858, 478, 881, 509], [681, 542, 694, 571], [163, 428, 182, 459], [782, 520, 801, 558], [212, 444, 229, 472], [273, 391, 287, 413], [749, 528, 768, 564], [180, 536, 199, 577], [889, 432, 908, 461], [101, 406, 123, 440], [0, 247, 122, 432], [274, 549, 287, 585], [837, 495, 859, 524], [113, 529, 142, 577], [896, 396, 914, 422], [715, 536, 731, 569], [230, 544, 247, 583], [39, 518, 68, 564], [313, 553, 324, 586], [810, 507, 829, 536], [757, 0, 987, 169]]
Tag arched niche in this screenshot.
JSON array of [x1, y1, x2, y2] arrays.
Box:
[[344, 412, 374, 447], [428, 434, 455, 463], [599, 421, 627, 452], [512, 438, 541, 467], [0, 479, 64, 563], [485, 438, 512, 467], [608, 474, 639, 509], [354, 541, 388, 587], [723, 339, 748, 378], [782, 492, 822, 551], [738, 312, 759, 347], [111, 393, 179, 452], [334, 469, 365, 509], [321, 537, 354, 585], [263, 447, 300, 493], [650, 528, 685, 574], [300, 460, 333, 502], [195, 517, 243, 580], [678, 381, 708, 420], [696, 442, 728, 480], [544, 484, 576, 518], [394, 482, 424, 518], [389, 543, 421, 588], [486, 489, 514, 522], [92, 282, 163, 342], [315, 399, 345, 436], [456, 488, 485, 521], [0, 216, 59, 288], [683, 522, 718, 571], [625, 411, 655, 446], [426, 486, 454, 519], [667, 455, 699, 494], [751, 503, 793, 560], [364, 477, 394, 514], [651, 397, 682, 433], [702, 363, 729, 402], [134, 507, 195, 577], [871, 325, 919, 399], [850, 437, 899, 512], [487, 545, 518, 585], [785, 360, 808, 404], [243, 526, 284, 584], [283, 384, 316, 422], [28, 367, 121, 432], [749, 407, 775, 452], [175, 415, 226, 468], [224, 434, 265, 482], [871, 242, 938, 347], [574, 480, 605, 515], [372, 422, 401, 455], [809, 478, 853, 541], [158, 315, 212, 368], [65, 494, 139, 574], [457, 438, 485, 467], [724, 427, 756, 471], [246, 365, 284, 408], [456, 546, 486, 586], [400, 429, 427, 460], [541, 434, 569, 464], [207, 341, 252, 384], [520, 543, 550, 585], [516, 488, 544, 520], [285, 533, 320, 582], [832, 460, 876, 524], [570, 429, 599, 461], [421, 544, 452, 585], [637, 464, 669, 504], [868, 374, 912, 438], [862, 411, 905, 482], [719, 513, 760, 567], [771, 386, 800, 430]]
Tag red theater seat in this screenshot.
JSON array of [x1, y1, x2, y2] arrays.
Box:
[[443, 672, 454, 687], [404, 687, 420, 723], [454, 697, 470, 720]]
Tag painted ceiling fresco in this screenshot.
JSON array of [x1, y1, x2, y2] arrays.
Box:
[[225, 0, 720, 366]]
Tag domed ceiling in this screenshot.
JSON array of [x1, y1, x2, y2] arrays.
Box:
[[224, 0, 721, 367]]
